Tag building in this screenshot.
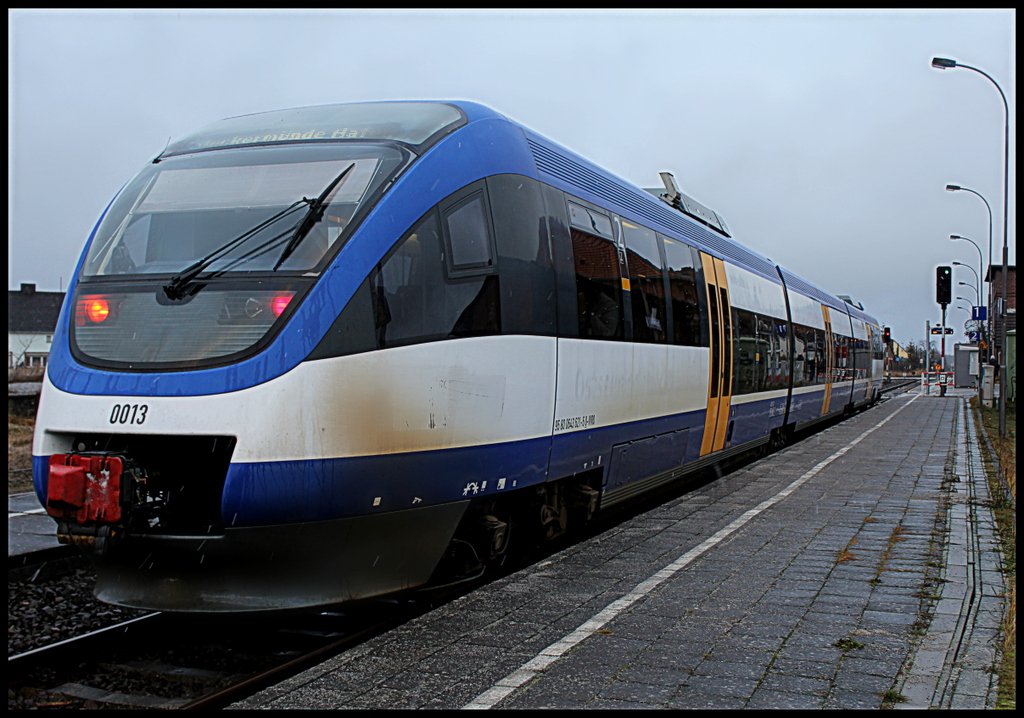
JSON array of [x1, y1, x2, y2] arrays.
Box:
[[985, 264, 1016, 363], [8, 283, 65, 369]]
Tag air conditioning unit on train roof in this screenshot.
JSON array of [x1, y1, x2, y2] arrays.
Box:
[[837, 294, 866, 311], [643, 172, 731, 238]]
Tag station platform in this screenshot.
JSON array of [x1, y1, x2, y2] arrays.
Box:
[[8, 490, 61, 558], [231, 388, 1006, 710]]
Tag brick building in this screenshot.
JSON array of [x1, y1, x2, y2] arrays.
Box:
[[985, 264, 1016, 362]]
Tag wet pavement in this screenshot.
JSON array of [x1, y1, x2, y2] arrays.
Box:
[[8, 490, 59, 558]]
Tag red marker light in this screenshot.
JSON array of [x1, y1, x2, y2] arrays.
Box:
[[270, 293, 294, 317], [78, 295, 111, 324]]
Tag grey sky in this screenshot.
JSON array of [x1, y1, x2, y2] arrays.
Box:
[[8, 9, 1015, 351]]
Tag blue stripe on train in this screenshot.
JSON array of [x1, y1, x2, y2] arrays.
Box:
[[220, 435, 551, 526]]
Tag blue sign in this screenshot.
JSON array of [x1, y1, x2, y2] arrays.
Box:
[[969, 331, 982, 343], [972, 305, 987, 321]]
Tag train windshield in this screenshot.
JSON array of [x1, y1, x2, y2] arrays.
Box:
[[82, 143, 407, 278]]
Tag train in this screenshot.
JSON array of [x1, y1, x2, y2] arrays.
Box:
[[33, 100, 885, 611]]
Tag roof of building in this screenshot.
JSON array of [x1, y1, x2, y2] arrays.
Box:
[[984, 264, 1016, 283], [8, 284, 65, 333]]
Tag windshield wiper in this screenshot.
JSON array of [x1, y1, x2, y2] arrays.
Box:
[[162, 199, 309, 300], [273, 163, 355, 270], [162, 162, 355, 300]]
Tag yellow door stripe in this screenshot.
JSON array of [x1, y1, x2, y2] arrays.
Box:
[[822, 305, 833, 416], [700, 252, 719, 456], [712, 257, 732, 452]]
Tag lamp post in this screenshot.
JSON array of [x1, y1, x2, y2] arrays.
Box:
[[933, 57, 1010, 437], [951, 235, 986, 338], [952, 261, 981, 300], [945, 184, 993, 297], [950, 235, 984, 290], [958, 281, 980, 306], [954, 303, 970, 327], [955, 303, 972, 330]]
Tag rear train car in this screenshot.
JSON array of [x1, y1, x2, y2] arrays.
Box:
[[33, 101, 884, 611]]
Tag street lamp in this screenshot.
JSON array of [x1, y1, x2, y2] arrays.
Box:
[[932, 56, 1010, 437], [951, 235, 989, 346], [945, 184, 993, 296], [950, 235, 984, 289], [954, 302, 971, 323], [952, 261, 980, 296], [958, 281, 979, 305]]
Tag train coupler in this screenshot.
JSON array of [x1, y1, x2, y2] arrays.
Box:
[[54, 521, 120, 555], [45, 453, 129, 555]]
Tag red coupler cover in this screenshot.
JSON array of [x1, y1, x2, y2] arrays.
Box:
[[47, 455, 124, 523]]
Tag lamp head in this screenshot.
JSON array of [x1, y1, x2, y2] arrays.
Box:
[[950, 234, 962, 240], [945, 184, 961, 192], [932, 57, 958, 69]]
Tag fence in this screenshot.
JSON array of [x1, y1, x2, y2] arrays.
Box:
[[920, 371, 955, 396]]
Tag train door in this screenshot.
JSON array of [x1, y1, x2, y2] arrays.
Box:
[[822, 305, 834, 416], [699, 253, 733, 455]]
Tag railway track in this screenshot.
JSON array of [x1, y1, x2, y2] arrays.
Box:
[[879, 377, 920, 396], [8, 595, 435, 709]]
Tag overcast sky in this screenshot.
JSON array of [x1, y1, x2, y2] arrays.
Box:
[[8, 9, 1015, 350]]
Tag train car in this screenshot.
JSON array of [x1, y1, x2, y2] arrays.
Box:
[[33, 101, 884, 611]]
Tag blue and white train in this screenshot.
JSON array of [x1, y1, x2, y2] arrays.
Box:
[[33, 101, 885, 611]]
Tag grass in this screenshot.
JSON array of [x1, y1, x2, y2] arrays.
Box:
[[8, 410, 36, 494], [833, 637, 865, 651], [972, 395, 1015, 710]]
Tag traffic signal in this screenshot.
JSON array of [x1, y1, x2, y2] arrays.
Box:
[[936, 266, 951, 305], [883, 327, 891, 344]]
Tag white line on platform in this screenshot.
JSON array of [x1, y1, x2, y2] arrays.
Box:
[[9, 508, 47, 517], [462, 393, 921, 709]]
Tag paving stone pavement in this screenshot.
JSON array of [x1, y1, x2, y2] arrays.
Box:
[[233, 391, 1006, 710]]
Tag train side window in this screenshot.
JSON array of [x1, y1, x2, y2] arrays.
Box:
[[807, 328, 824, 384], [486, 175, 557, 336], [375, 210, 500, 347], [872, 325, 885, 361], [775, 319, 790, 389], [814, 328, 825, 384], [442, 191, 495, 275], [307, 208, 501, 360], [759, 315, 782, 391], [622, 220, 666, 343], [567, 200, 614, 239], [733, 307, 760, 395], [832, 332, 849, 382], [541, 184, 579, 338], [792, 324, 808, 388], [571, 228, 624, 340], [661, 235, 703, 347]]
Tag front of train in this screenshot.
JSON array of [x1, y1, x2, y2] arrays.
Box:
[[32, 101, 501, 611]]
